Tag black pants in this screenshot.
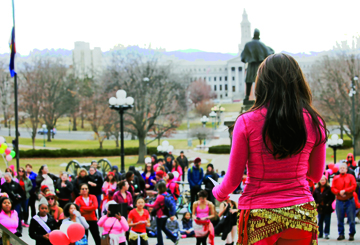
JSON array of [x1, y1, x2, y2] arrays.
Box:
[[196, 235, 208, 245], [190, 185, 201, 211], [85, 220, 101, 245], [156, 217, 177, 245], [28, 192, 37, 219], [182, 167, 186, 181], [206, 188, 215, 205]]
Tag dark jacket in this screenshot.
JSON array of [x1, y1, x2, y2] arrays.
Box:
[[72, 176, 89, 197], [313, 186, 335, 214], [55, 179, 73, 201], [29, 213, 57, 245], [111, 166, 122, 182], [1, 180, 24, 207], [129, 166, 146, 197], [203, 172, 218, 191], [176, 156, 189, 169], [35, 173, 59, 193], [87, 173, 103, 196]]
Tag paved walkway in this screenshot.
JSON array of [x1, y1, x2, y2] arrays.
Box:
[[17, 216, 360, 244]]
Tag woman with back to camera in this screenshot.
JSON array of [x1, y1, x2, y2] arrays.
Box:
[[213, 53, 327, 245]]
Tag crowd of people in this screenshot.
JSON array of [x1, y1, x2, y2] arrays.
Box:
[[0, 146, 359, 245]]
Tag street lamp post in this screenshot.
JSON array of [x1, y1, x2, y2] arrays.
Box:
[[143, 77, 150, 156], [209, 111, 217, 130], [200, 115, 209, 128], [109, 90, 134, 174], [211, 105, 225, 126], [327, 134, 344, 164], [42, 124, 46, 147], [350, 76, 358, 160]]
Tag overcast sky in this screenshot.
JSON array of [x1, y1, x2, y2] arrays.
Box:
[[0, 0, 359, 56]]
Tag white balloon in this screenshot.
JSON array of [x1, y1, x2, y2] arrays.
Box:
[[157, 145, 163, 152], [162, 141, 169, 147], [116, 90, 127, 99], [168, 145, 174, 152], [145, 157, 152, 164], [331, 134, 339, 141], [117, 98, 126, 106], [125, 97, 134, 105], [338, 139, 344, 145], [109, 97, 117, 105], [172, 171, 179, 179]]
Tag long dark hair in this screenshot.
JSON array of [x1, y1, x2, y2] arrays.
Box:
[[144, 163, 154, 175], [17, 167, 28, 180], [236, 53, 328, 159]]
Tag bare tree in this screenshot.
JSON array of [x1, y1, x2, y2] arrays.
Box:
[[188, 79, 216, 106], [310, 50, 360, 152], [40, 59, 73, 141], [190, 127, 214, 145], [19, 60, 44, 148], [104, 53, 187, 163], [0, 61, 12, 128]]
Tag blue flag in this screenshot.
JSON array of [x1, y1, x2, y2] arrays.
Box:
[[9, 27, 16, 77]]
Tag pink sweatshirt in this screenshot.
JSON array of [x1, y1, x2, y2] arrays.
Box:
[[171, 166, 183, 181], [0, 210, 18, 233], [213, 108, 326, 209], [97, 216, 129, 243]]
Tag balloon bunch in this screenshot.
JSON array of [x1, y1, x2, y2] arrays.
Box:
[[157, 141, 174, 153], [49, 223, 85, 245], [0, 137, 15, 162]]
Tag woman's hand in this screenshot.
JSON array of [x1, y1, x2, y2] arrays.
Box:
[[107, 210, 111, 217], [115, 213, 122, 220], [61, 183, 67, 188], [145, 184, 150, 189], [230, 209, 237, 214], [151, 180, 156, 184], [43, 234, 49, 240]]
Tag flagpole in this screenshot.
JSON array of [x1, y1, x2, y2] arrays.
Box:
[[12, 0, 20, 171]]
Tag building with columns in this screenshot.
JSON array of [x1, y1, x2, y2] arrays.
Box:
[[175, 9, 253, 102]]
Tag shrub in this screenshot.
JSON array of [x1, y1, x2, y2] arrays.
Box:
[[18, 147, 157, 158], [340, 139, 352, 149], [208, 145, 231, 154]]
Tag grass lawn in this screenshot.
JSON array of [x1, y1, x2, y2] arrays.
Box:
[[15, 156, 141, 174], [4, 136, 198, 150], [220, 103, 243, 113], [177, 122, 214, 130]]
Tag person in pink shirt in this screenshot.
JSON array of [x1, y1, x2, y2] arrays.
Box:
[[101, 172, 117, 215], [171, 160, 183, 182], [0, 196, 18, 234], [98, 200, 129, 245], [212, 53, 327, 245]]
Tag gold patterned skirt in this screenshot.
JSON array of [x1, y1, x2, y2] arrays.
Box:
[[237, 202, 318, 245]]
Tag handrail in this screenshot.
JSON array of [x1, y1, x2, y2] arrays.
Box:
[[0, 223, 28, 245]]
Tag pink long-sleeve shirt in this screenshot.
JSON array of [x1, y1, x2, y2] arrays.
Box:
[[213, 108, 326, 209], [97, 216, 129, 243], [0, 210, 18, 234]]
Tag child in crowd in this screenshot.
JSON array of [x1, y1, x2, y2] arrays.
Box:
[[165, 216, 180, 239], [128, 197, 150, 245], [180, 212, 194, 238]]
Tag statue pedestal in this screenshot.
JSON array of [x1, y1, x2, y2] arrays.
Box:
[[241, 99, 255, 113]]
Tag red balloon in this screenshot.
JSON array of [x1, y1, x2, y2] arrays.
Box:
[[67, 223, 85, 243], [4, 148, 11, 155], [332, 166, 339, 173], [49, 230, 70, 245], [327, 163, 334, 170]]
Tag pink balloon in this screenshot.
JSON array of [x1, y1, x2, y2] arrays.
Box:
[[5, 155, 12, 162], [49, 230, 70, 245], [5, 148, 11, 155], [326, 169, 333, 175], [67, 223, 85, 243]]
